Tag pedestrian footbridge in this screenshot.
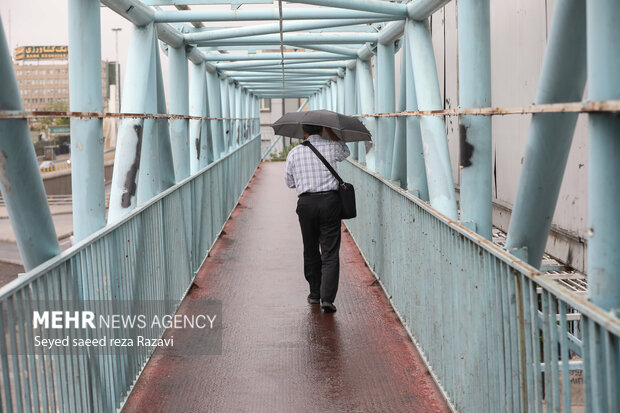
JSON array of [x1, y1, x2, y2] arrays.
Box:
[[0, 1, 618, 412]]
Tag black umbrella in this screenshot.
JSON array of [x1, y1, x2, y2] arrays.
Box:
[[271, 110, 372, 142]]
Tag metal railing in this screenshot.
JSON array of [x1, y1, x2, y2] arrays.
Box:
[[340, 159, 619, 413], [0, 135, 261, 412]]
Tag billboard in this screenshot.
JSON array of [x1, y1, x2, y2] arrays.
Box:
[[15, 46, 68, 61]]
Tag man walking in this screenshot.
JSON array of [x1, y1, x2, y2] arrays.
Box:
[[285, 124, 350, 313]]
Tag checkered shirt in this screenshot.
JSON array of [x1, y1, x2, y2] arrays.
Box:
[[285, 134, 350, 196]]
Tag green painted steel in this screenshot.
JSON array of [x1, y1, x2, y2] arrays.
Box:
[[0, 136, 261, 412], [586, 0, 620, 315], [68, 0, 106, 242], [0, 19, 60, 271], [340, 159, 620, 413]]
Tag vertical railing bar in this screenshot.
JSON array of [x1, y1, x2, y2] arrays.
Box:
[[13, 291, 33, 413], [500, 264, 515, 412], [31, 279, 51, 413], [18, 288, 41, 413], [60, 261, 81, 413], [39, 276, 57, 412], [47, 272, 68, 412], [592, 322, 608, 413], [495, 259, 508, 412], [83, 249, 103, 413], [548, 293, 561, 411], [541, 290, 554, 412], [582, 317, 593, 412], [6, 296, 25, 412], [529, 278, 543, 413], [558, 300, 571, 413], [0, 300, 14, 413], [485, 254, 499, 411], [519, 273, 535, 413], [604, 331, 618, 412], [506, 265, 522, 412]]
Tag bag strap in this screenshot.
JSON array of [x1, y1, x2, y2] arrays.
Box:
[[301, 140, 344, 185]]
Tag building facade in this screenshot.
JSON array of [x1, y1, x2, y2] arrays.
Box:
[[13, 46, 115, 112]]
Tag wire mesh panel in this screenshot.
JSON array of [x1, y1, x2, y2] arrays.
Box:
[[0, 135, 261, 413], [341, 159, 619, 413]]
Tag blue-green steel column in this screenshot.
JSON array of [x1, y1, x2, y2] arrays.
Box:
[[244, 89, 251, 141], [189, 61, 206, 174], [337, 79, 345, 114], [375, 42, 396, 177], [137, 32, 162, 205], [457, 0, 492, 239], [220, 78, 231, 152], [330, 81, 338, 111], [587, 0, 620, 313], [68, 0, 105, 242], [200, 72, 212, 167], [228, 81, 237, 149], [234, 85, 243, 146], [356, 58, 375, 166], [505, 1, 587, 267], [390, 44, 407, 188], [403, 28, 429, 201], [206, 70, 223, 158], [406, 19, 458, 220], [108, 23, 155, 222], [168, 45, 190, 181], [344, 66, 358, 159], [155, 45, 176, 190], [0, 19, 59, 270]]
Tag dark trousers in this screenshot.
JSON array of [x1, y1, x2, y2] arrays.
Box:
[[296, 191, 341, 303]]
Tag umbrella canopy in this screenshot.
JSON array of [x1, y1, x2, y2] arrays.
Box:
[[271, 110, 372, 142]]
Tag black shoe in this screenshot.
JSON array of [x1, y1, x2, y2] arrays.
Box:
[[320, 300, 336, 313], [307, 294, 320, 304]]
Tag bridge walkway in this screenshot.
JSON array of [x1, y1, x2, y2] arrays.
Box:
[[121, 162, 449, 413]]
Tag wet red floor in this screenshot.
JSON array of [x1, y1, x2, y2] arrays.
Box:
[[122, 162, 450, 413]]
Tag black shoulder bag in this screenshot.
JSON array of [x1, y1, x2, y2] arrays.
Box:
[[301, 141, 356, 219]]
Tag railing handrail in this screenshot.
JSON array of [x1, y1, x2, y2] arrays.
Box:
[[345, 157, 620, 336], [0, 134, 261, 300]]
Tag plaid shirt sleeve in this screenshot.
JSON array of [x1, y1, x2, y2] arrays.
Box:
[[334, 141, 350, 162], [284, 148, 296, 188]]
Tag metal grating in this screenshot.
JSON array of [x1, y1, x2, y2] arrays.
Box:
[[492, 228, 588, 295]]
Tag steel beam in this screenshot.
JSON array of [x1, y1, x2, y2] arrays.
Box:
[[185, 19, 385, 43], [168, 45, 190, 181], [375, 41, 396, 177], [506, 0, 587, 268], [220, 78, 231, 152], [154, 8, 400, 22], [390, 39, 407, 188], [406, 19, 457, 219], [203, 52, 350, 61], [457, 0, 492, 240], [344, 66, 358, 159], [137, 32, 162, 205], [108, 23, 155, 222], [0, 20, 59, 270], [407, 0, 453, 21], [155, 45, 176, 190], [68, 0, 105, 242], [586, 0, 620, 313], [206, 70, 224, 158], [356, 58, 376, 167], [286, 0, 407, 15], [403, 28, 428, 201], [196, 32, 378, 46], [188, 60, 206, 174]]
